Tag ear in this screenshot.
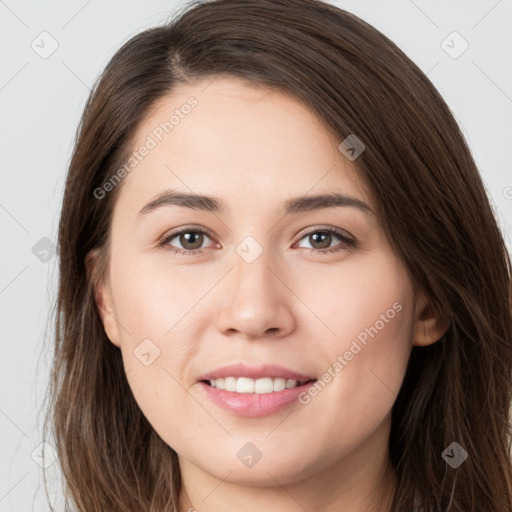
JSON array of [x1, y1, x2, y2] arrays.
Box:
[[412, 292, 450, 347], [85, 248, 121, 347]]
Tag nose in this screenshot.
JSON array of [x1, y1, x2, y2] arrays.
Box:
[[214, 246, 296, 341]]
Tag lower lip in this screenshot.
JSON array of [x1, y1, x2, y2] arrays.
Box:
[[197, 380, 317, 417]]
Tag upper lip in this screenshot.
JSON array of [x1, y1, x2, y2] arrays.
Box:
[[197, 363, 316, 382]]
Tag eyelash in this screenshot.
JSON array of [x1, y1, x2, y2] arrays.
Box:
[[158, 226, 357, 256]]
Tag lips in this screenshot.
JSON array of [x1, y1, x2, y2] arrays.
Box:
[[195, 364, 318, 417], [197, 370, 319, 417]]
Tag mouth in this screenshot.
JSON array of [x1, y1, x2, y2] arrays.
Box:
[[195, 363, 318, 416], [196, 363, 318, 416]]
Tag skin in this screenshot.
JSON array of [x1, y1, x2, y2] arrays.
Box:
[[88, 76, 448, 512]]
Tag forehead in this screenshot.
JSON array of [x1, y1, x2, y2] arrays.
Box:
[[117, 76, 374, 215]]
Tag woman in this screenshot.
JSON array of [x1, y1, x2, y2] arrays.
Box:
[[44, 0, 512, 510]]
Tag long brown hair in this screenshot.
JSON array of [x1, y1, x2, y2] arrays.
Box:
[[44, 0, 512, 510]]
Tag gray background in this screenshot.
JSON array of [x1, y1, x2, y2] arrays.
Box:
[[1, 0, 511, 509]]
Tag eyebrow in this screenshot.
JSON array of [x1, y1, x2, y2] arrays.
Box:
[[137, 188, 375, 218]]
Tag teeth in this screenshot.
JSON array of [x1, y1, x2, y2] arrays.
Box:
[[285, 379, 297, 389], [207, 377, 306, 393]]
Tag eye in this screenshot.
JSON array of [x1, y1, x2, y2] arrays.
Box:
[[159, 226, 217, 256], [294, 227, 357, 254]]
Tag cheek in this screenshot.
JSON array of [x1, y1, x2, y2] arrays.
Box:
[[108, 258, 202, 429], [316, 309, 412, 457], [109, 249, 209, 351], [291, 248, 412, 353], [293, 251, 413, 436]]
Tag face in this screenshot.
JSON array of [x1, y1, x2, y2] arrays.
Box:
[[91, 76, 443, 488]]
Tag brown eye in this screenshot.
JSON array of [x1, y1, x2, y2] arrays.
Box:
[[308, 231, 333, 249], [177, 231, 205, 250], [160, 228, 215, 255], [296, 227, 356, 254]]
